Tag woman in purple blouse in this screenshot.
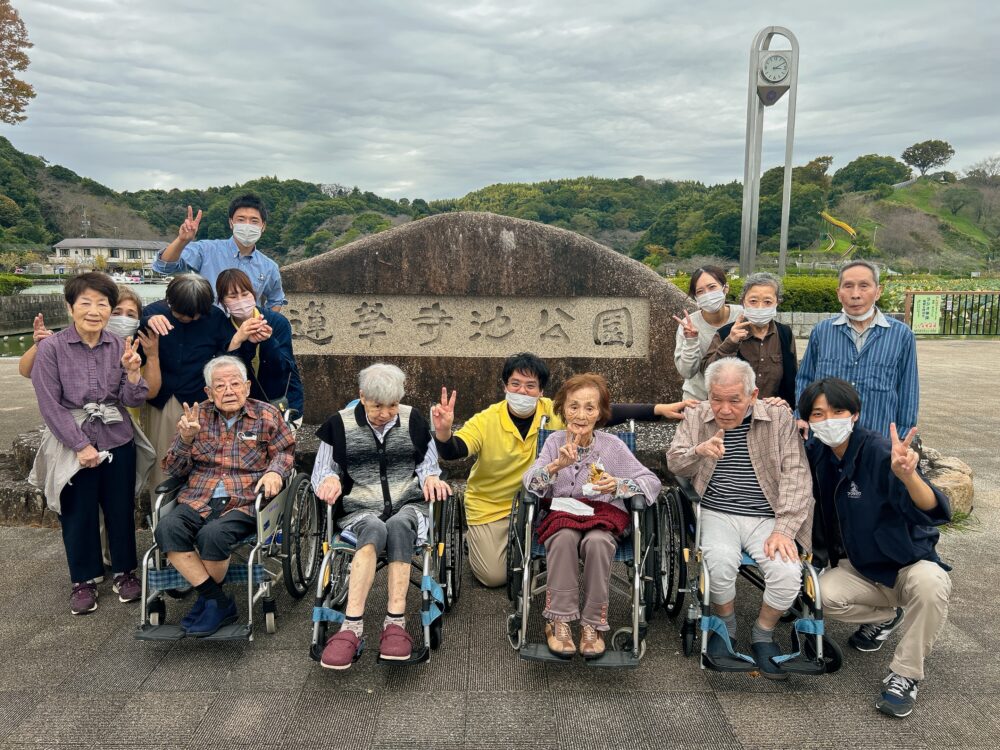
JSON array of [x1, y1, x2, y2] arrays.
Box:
[[30, 272, 148, 615], [523, 373, 661, 660]]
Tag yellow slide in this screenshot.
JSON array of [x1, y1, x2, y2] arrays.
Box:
[[820, 211, 857, 238]]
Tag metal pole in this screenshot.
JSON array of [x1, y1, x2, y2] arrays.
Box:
[[777, 32, 799, 276], [740, 29, 769, 278]]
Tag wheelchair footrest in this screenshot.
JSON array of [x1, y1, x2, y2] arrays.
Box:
[[772, 654, 825, 675], [135, 624, 186, 641], [584, 650, 640, 669], [518, 642, 575, 664], [701, 652, 759, 673], [377, 646, 430, 666]]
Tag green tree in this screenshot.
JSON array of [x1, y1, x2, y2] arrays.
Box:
[[303, 229, 333, 257], [901, 140, 955, 176], [0, 1, 34, 124], [941, 186, 980, 216], [0, 192, 20, 226], [832, 154, 911, 192]]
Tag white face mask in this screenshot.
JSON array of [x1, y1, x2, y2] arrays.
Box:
[[106, 315, 140, 339], [743, 306, 777, 326], [232, 222, 262, 246], [842, 306, 876, 322], [505, 391, 539, 417], [810, 417, 855, 447], [226, 297, 257, 320], [695, 289, 726, 313]]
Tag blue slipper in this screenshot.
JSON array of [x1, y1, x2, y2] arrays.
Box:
[[186, 596, 238, 637], [751, 640, 788, 680], [180, 595, 207, 631]]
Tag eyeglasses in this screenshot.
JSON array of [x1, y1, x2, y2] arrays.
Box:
[[210, 382, 245, 394]]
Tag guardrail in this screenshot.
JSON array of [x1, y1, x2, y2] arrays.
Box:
[[904, 291, 1000, 336]]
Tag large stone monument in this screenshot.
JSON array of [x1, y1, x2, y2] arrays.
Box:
[[280, 211, 691, 422]]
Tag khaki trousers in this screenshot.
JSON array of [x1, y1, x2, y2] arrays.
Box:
[[466, 518, 509, 588], [821, 558, 951, 680]]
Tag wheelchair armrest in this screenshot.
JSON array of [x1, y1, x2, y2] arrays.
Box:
[[673, 475, 701, 504], [630, 496, 647, 512], [520, 490, 541, 506], [154, 476, 185, 495]]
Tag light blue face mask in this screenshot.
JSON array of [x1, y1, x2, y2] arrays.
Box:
[[505, 391, 539, 417], [106, 315, 140, 339]]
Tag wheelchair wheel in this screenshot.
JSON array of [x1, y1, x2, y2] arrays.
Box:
[[281, 473, 323, 599], [441, 498, 464, 611], [429, 617, 443, 650], [505, 492, 526, 603], [642, 504, 660, 623], [148, 598, 166, 627], [660, 489, 687, 619], [795, 629, 844, 674], [681, 618, 697, 657], [611, 627, 646, 659]]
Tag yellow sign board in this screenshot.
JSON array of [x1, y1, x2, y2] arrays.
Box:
[[911, 294, 942, 334]]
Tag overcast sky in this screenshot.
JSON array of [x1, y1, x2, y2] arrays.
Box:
[[5, 1, 998, 200]]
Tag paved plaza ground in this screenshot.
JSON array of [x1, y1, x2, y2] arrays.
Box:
[[0, 340, 997, 749]]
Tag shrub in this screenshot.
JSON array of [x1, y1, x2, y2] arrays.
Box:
[[669, 274, 841, 312], [0, 273, 33, 296]]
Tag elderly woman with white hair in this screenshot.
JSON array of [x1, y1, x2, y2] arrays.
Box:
[[312, 363, 452, 670], [704, 272, 797, 406], [667, 357, 813, 678]]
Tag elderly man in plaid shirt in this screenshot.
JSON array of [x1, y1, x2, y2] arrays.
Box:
[[668, 357, 813, 679], [153, 355, 296, 637]]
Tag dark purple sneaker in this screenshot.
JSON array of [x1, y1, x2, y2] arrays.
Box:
[[112, 571, 142, 603], [70, 582, 98, 615]]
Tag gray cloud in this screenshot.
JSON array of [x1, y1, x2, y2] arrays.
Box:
[[5, 0, 998, 199]]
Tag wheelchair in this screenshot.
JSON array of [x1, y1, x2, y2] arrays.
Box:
[[662, 476, 843, 676], [309, 489, 465, 665], [505, 419, 670, 669], [135, 415, 324, 642]]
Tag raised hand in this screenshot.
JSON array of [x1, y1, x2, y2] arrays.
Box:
[[431, 386, 456, 437], [672, 310, 699, 339], [316, 475, 342, 505], [550, 431, 580, 473], [422, 475, 453, 502], [762, 396, 789, 410], [695, 429, 726, 460], [234, 316, 267, 345], [146, 314, 174, 337], [32, 313, 52, 344], [178, 205, 203, 243], [890, 423, 919, 478], [247, 318, 272, 344], [796, 419, 810, 441], [136, 328, 159, 358], [177, 402, 201, 444], [726, 314, 752, 344], [656, 399, 701, 420], [120, 336, 142, 376]]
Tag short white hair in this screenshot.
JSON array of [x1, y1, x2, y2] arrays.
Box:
[[359, 363, 405, 403], [203, 355, 248, 386], [705, 357, 756, 397]]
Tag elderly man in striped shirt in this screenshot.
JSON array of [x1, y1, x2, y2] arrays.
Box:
[[668, 358, 814, 679]]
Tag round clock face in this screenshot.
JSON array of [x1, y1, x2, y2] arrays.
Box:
[[761, 53, 788, 83]]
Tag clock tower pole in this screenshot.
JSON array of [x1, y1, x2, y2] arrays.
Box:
[[739, 26, 799, 277]]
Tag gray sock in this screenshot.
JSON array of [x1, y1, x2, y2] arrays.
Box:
[[751, 621, 775, 645], [721, 612, 738, 640], [341, 615, 364, 637]]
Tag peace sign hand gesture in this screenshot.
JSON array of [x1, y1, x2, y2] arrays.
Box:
[[890, 423, 919, 479], [431, 386, 457, 439], [32, 313, 53, 344], [548, 431, 580, 474], [121, 336, 142, 378], [672, 310, 699, 339], [178, 205, 203, 243], [177, 402, 201, 444], [727, 314, 752, 344]]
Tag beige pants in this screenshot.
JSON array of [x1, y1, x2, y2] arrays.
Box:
[[822, 559, 951, 680], [466, 518, 510, 588], [143, 397, 185, 492]]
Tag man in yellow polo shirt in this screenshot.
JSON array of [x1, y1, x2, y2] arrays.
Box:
[[432, 353, 694, 587]]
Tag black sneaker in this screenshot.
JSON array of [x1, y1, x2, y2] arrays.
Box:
[[848, 608, 904, 652], [876, 671, 918, 718]]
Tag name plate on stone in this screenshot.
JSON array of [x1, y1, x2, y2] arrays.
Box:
[[286, 294, 649, 358]]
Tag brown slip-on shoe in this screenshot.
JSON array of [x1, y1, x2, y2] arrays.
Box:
[[545, 620, 576, 658], [579, 624, 606, 659]]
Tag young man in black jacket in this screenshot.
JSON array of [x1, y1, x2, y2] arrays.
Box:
[[800, 378, 952, 719]]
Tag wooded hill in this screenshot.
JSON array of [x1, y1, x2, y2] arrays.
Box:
[[0, 135, 996, 274]]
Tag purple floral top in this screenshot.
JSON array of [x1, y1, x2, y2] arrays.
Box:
[[523, 430, 662, 513], [31, 325, 148, 452]]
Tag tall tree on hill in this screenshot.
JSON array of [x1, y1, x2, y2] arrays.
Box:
[[901, 140, 955, 176], [0, 1, 34, 124]]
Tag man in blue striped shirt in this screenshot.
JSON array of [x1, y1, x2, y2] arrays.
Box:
[[153, 194, 287, 313], [795, 260, 918, 438]]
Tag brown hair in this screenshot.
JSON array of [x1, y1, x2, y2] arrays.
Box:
[[215, 268, 255, 302], [64, 272, 118, 308], [115, 284, 143, 317], [553, 372, 612, 428], [688, 265, 727, 298]]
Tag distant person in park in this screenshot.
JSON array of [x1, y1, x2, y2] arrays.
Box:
[[140, 274, 251, 489], [153, 356, 295, 637], [667, 358, 813, 679], [215, 269, 303, 422], [800, 377, 951, 718], [672, 265, 743, 401], [311, 363, 452, 668], [522, 373, 662, 658], [28, 272, 150, 615], [152, 193, 287, 312], [795, 260, 918, 438], [704, 272, 797, 407], [431, 352, 696, 588]]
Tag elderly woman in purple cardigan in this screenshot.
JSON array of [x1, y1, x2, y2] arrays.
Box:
[[523, 372, 661, 660]]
